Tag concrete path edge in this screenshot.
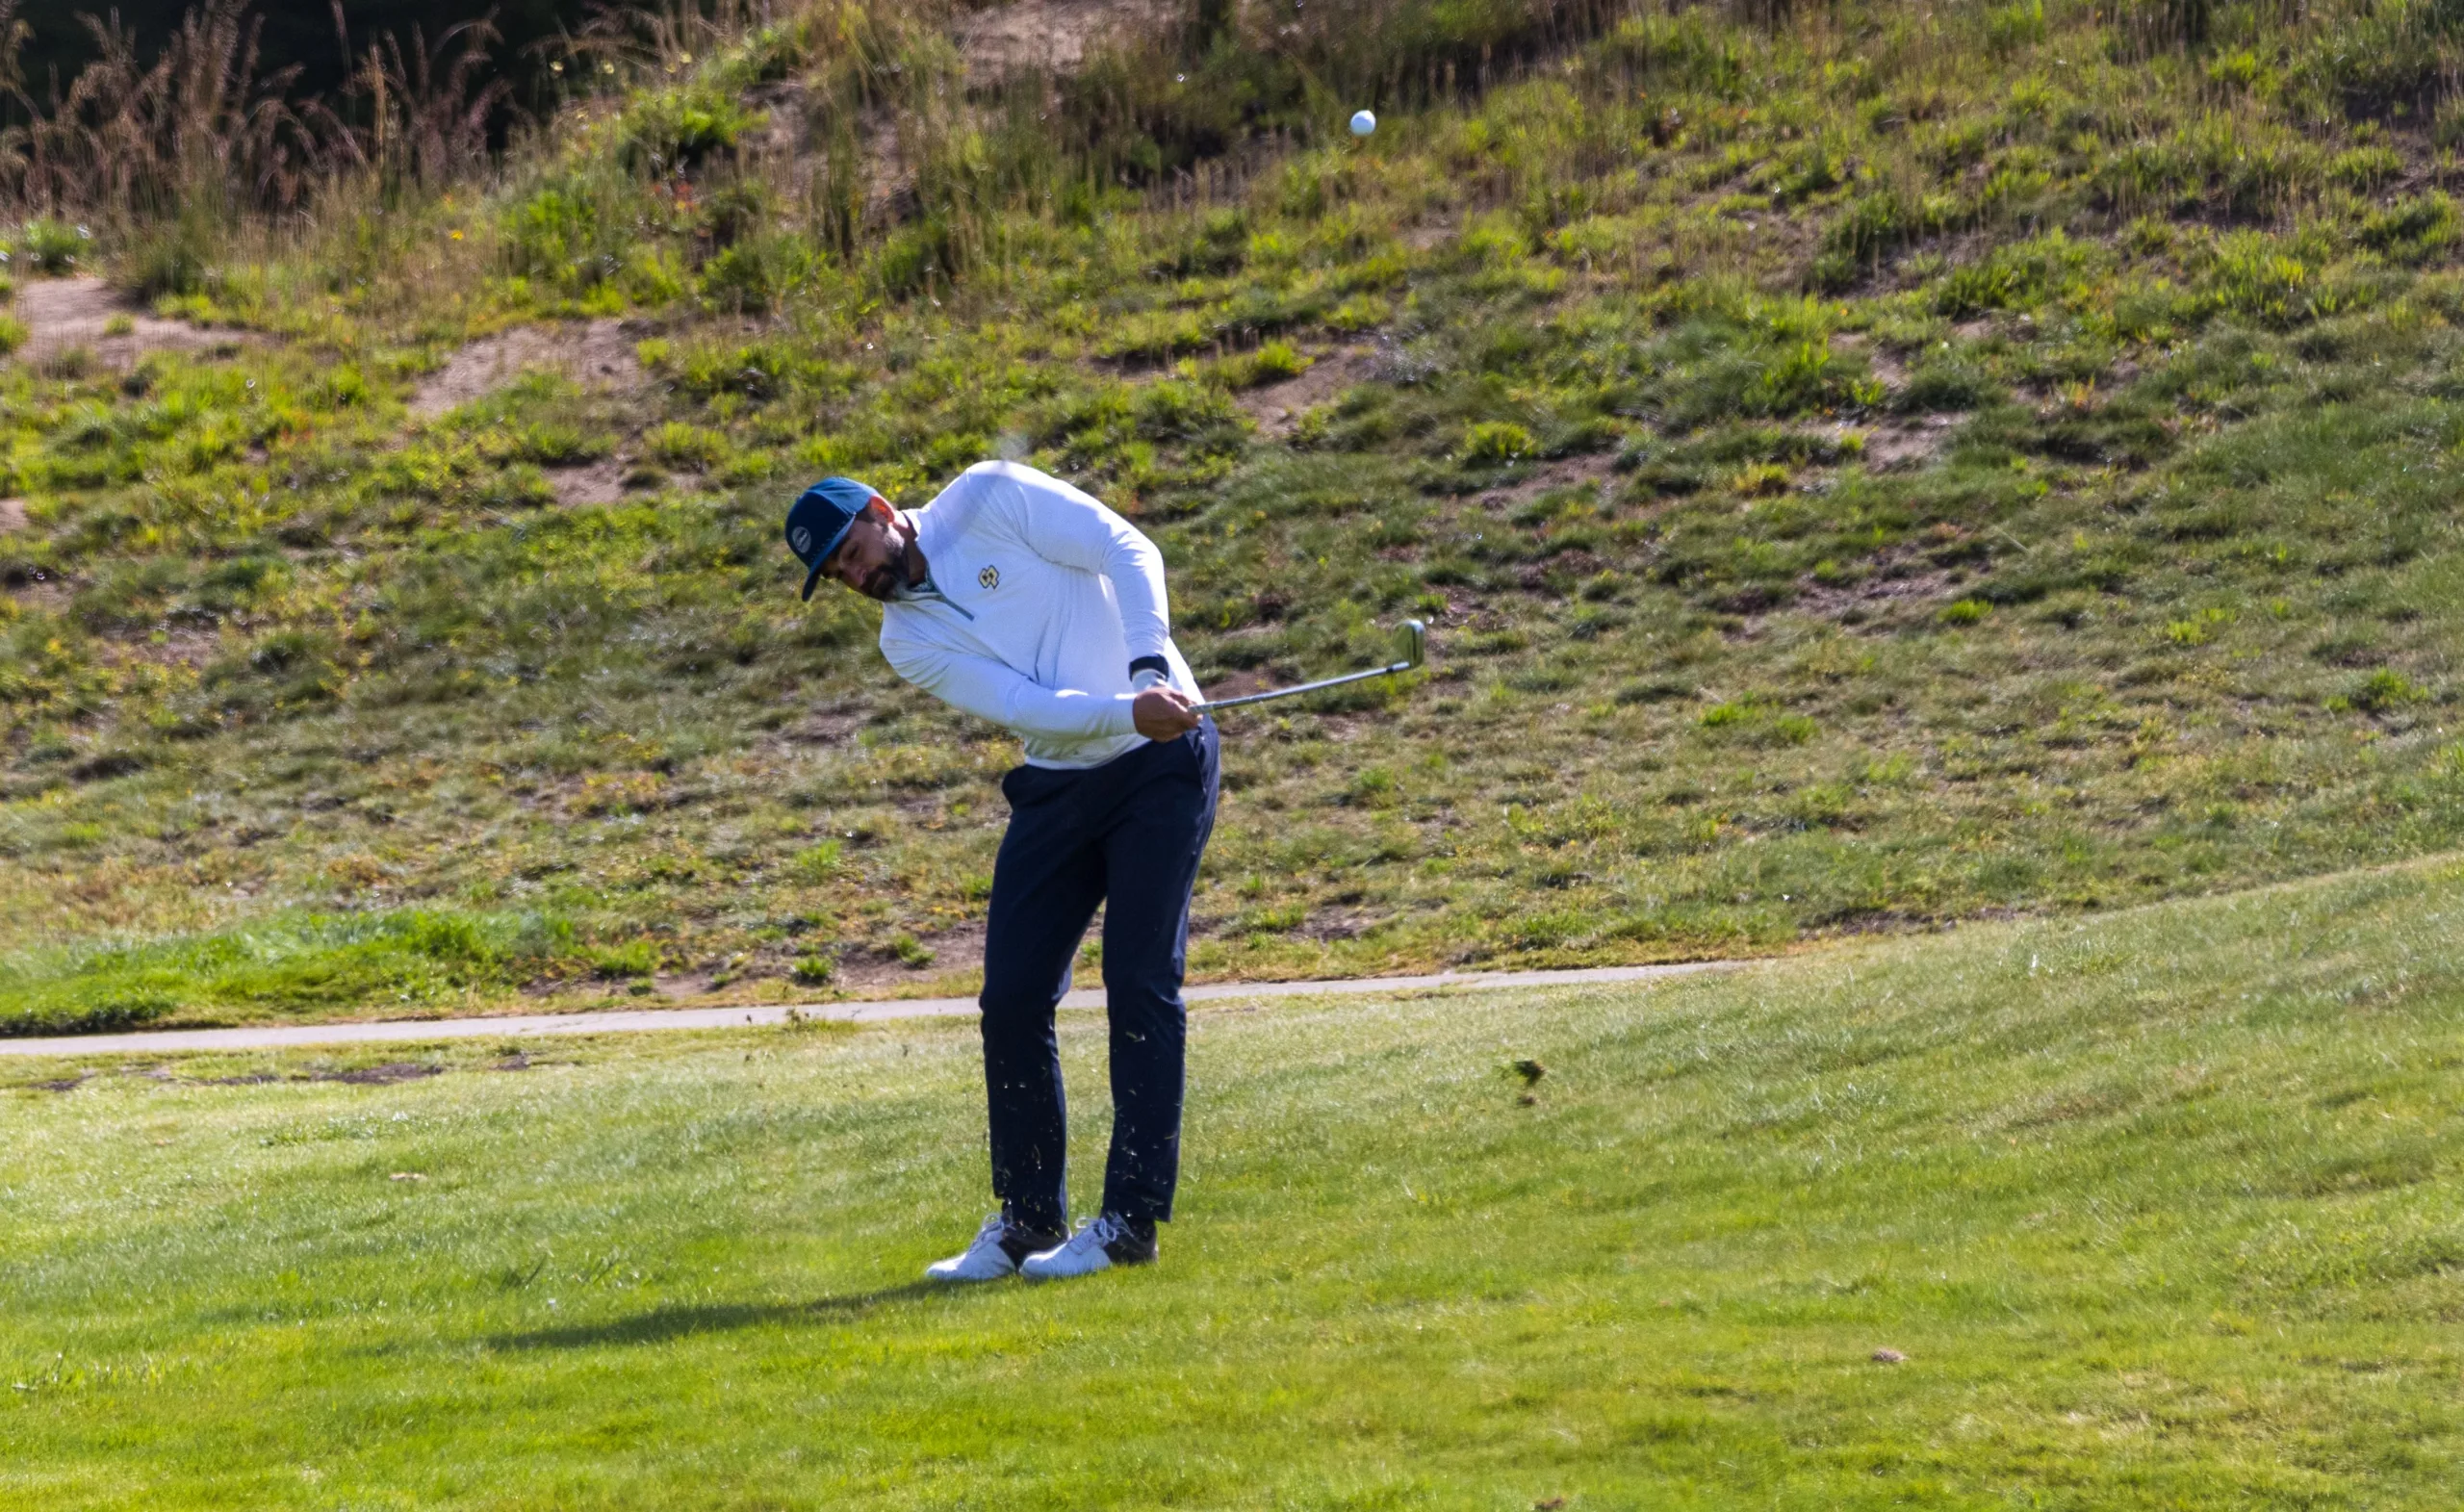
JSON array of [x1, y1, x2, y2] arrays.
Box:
[[0, 962, 1742, 1059]]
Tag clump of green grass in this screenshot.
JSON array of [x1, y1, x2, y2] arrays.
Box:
[[642, 422, 729, 471], [1210, 340, 1312, 389], [789, 840, 844, 882], [585, 939, 659, 980], [0, 910, 582, 1037], [1459, 420, 1537, 464], [2340, 667, 2432, 714], [17, 218, 88, 274]]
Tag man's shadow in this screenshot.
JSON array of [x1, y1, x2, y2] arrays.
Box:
[[487, 1280, 947, 1352]]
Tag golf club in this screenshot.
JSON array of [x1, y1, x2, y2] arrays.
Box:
[[1192, 620, 1426, 713]]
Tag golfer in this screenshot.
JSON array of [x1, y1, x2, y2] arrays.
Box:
[[783, 461, 1217, 1282]]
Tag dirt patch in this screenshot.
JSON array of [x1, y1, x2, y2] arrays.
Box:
[[1792, 554, 1958, 625], [410, 319, 646, 420], [1239, 346, 1376, 437], [0, 498, 23, 533], [1832, 331, 1908, 393], [9, 277, 240, 370], [958, 0, 1170, 74], [1298, 910, 1372, 942], [831, 921, 988, 992], [1860, 414, 1960, 472], [1476, 451, 1621, 513], [98, 628, 222, 673], [783, 706, 868, 746], [1199, 668, 1276, 702], [737, 2, 1186, 230], [1398, 586, 1480, 629], [2, 573, 72, 614], [1518, 549, 1607, 593], [733, 79, 922, 229], [741, 80, 810, 157], [313, 1061, 443, 1086], [548, 456, 629, 508], [652, 972, 713, 1002]]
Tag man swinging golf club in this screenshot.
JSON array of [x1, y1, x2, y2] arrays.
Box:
[[784, 461, 1215, 1282]]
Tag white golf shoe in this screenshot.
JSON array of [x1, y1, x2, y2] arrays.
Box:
[[1019, 1213, 1157, 1280], [924, 1213, 1065, 1284]]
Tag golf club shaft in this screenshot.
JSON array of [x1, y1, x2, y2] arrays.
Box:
[[1193, 659, 1415, 713]]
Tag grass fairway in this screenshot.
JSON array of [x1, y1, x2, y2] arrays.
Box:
[[5, 864, 2462, 1508]]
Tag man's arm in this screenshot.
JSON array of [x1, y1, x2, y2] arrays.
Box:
[[985, 466, 1173, 670], [886, 638, 1139, 742]]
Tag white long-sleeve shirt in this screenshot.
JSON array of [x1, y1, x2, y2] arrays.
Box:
[[879, 461, 1198, 769]]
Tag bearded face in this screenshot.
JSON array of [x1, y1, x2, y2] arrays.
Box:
[[824, 503, 914, 602], [857, 534, 913, 602]]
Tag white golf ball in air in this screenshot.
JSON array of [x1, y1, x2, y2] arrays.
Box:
[[1349, 110, 1376, 138]]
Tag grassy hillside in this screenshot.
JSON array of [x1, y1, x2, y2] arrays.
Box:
[[6, 856, 2463, 1504], [15, 0, 2464, 1026]]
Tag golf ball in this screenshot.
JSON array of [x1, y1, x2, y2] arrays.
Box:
[[1349, 109, 1376, 138]]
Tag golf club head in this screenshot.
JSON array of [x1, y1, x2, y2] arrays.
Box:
[[1395, 619, 1426, 671]]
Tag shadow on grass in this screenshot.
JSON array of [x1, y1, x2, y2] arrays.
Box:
[[486, 1280, 949, 1351]]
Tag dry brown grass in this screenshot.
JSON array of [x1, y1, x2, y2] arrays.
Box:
[[0, 0, 525, 226]]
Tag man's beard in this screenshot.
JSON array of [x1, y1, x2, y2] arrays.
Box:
[[860, 538, 913, 602]]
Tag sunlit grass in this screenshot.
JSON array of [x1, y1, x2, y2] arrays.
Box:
[[0, 909, 584, 1035], [4, 857, 2462, 1505]]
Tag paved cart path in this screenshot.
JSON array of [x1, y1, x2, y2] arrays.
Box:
[[0, 962, 1740, 1059]]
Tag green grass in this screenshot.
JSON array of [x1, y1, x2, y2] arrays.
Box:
[[26, 0, 2464, 1021], [0, 908, 587, 1035], [5, 857, 2462, 1505]]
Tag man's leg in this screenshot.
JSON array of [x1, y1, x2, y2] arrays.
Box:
[[979, 765, 1105, 1235], [1094, 722, 1220, 1226]]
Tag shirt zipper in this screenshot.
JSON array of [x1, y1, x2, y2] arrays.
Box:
[[902, 579, 974, 620]]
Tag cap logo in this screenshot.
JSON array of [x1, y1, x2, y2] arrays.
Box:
[[978, 565, 1000, 590], [791, 525, 813, 555]]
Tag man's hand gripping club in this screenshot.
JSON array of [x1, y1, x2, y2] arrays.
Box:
[[1133, 686, 1201, 742]]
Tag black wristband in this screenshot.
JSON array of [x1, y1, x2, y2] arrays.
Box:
[[1128, 655, 1169, 680]]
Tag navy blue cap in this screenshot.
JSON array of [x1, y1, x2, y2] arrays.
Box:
[[784, 476, 881, 601]]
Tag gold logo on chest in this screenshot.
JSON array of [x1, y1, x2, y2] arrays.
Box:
[[978, 565, 1000, 590]]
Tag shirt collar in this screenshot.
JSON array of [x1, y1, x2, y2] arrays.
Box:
[[887, 568, 943, 605], [908, 505, 948, 565]]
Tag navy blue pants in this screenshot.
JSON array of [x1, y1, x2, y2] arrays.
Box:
[[978, 721, 1219, 1231]]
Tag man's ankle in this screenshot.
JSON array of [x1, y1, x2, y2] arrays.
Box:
[[999, 1207, 1065, 1260]]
